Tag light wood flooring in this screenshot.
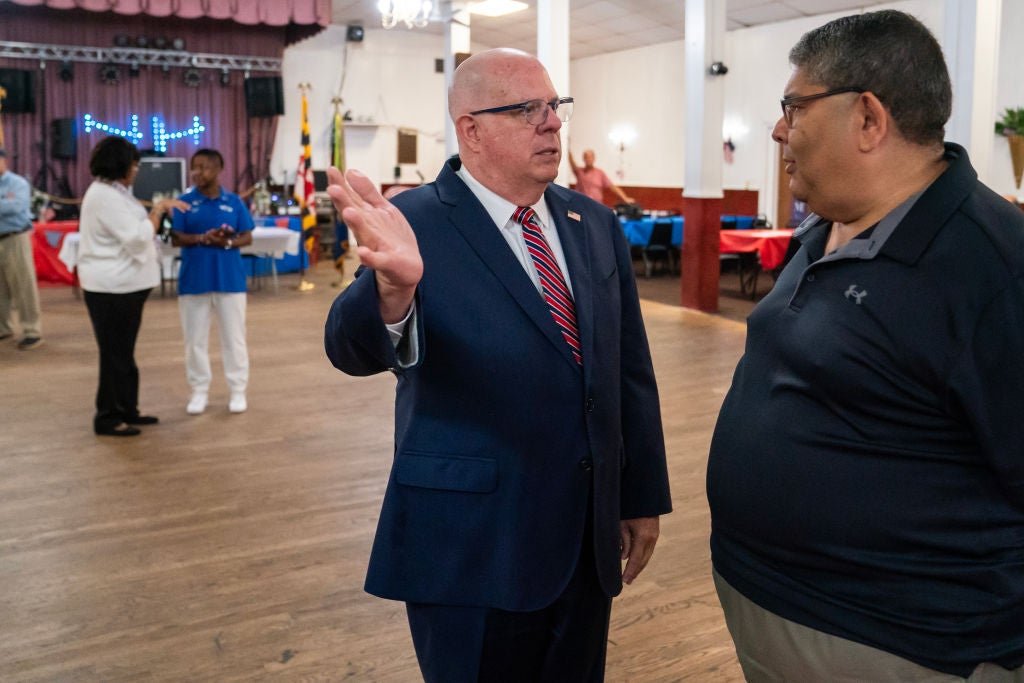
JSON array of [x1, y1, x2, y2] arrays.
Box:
[[0, 258, 757, 682]]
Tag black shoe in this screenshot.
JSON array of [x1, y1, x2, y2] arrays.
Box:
[[0, 332, 12, 341], [125, 414, 159, 425], [96, 423, 141, 437], [17, 337, 43, 350]]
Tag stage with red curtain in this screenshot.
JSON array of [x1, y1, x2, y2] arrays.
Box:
[[0, 0, 329, 205]]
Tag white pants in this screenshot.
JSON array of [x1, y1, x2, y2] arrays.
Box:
[[179, 292, 248, 394]]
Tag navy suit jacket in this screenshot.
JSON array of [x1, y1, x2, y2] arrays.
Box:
[[325, 157, 671, 611]]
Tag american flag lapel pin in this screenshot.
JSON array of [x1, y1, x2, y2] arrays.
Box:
[[567, 210, 581, 222]]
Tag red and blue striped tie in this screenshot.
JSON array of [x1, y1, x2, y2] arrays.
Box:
[[513, 206, 582, 365]]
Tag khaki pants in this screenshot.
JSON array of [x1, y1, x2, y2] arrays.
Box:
[[713, 570, 1024, 683], [0, 229, 42, 339]]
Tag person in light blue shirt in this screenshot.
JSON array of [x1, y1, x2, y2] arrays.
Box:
[[0, 146, 43, 350], [170, 148, 254, 415]]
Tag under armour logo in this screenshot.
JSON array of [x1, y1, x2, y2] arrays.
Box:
[[844, 284, 868, 304]]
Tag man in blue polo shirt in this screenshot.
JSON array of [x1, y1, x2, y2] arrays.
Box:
[[708, 10, 1024, 681], [171, 148, 253, 415]]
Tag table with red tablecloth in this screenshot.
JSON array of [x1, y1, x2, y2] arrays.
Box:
[[719, 229, 795, 299], [718, 229, 794, 270], [31, 220, 78, 286]]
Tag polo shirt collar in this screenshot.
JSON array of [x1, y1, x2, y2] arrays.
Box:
[[794, 142, 973, 265]]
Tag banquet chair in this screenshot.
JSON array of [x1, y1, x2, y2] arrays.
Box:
[[642, 221, 677, 278]]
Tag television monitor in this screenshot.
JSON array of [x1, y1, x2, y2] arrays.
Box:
[[133, 157, 187, 202]]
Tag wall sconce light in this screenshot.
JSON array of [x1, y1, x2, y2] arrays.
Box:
[[608, 125, 637, 152], [608, 125, 637, 180]]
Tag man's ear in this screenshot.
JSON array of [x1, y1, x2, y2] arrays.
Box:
[[454, 114, 482, 154], [857, 91, 888, 151]]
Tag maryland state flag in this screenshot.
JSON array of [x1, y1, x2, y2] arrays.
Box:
[[329, 98, 350, 284], [295, 88, 317, 258]]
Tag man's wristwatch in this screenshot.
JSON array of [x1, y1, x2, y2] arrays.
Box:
[[225, 239, 233, 250]]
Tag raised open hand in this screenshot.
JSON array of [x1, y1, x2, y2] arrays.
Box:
[[327, 167, 424, 323]]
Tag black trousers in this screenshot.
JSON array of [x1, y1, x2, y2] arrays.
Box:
[[406, 517, 612, 683], [83, 289, 151, 432]]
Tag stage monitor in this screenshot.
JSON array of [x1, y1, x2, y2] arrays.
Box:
[[133, 157, 187, 202]]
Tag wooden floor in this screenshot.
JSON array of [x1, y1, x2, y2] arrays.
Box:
[[0, 258, 753, 682]]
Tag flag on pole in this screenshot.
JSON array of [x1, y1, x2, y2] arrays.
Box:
[[331, 99, 345, 173], [329, 97, 350, 285], [295, 86, 317, 259]]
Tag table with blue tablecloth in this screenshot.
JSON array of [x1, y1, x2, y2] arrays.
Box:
[[620, 216, 684, 246]]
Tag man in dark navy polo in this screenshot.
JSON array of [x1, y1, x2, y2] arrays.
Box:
[[707, 10, 1024, 681], [171, 148, 254, 415]]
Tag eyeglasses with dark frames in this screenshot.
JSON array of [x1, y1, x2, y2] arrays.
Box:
[[780, 87, 865, 127], [470, 96, 574, 125]]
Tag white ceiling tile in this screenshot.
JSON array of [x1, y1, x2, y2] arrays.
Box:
[[328, 0, 900, 61]]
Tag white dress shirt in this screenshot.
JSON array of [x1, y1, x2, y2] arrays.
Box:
[[385, 167, 574, 363]]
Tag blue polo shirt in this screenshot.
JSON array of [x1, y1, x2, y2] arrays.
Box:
[[172, 187, 254, 295]]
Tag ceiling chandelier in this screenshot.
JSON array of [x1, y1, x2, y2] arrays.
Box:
[[377, 0, 433, 29]]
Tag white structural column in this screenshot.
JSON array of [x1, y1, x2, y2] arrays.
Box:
[[944, 0, 1002, 186], [444, 1, 472, 159], [537, 0, 571, 186], [682, 0, 725, 199]]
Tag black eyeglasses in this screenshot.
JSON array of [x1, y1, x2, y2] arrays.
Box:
[[470, 97, 574, 125], [780, 87, 865, 127]]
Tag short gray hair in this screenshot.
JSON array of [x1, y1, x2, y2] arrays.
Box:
[[789, 10, 951, 146]]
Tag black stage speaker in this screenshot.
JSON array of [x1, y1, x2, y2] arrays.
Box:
[[244, 76, 284, 118], [51, 118, 77, 159], [0, 68, 36, 114]]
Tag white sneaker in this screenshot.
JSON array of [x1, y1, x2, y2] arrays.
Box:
[[186, 392, 208, 415], [229, 393, 247, 414]]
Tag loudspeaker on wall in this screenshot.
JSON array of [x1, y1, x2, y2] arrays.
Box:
[[346, 25, 364, 42], [0, 68, 36, 114], [244, 76, 285, 118], [51, 118, 77, 159]]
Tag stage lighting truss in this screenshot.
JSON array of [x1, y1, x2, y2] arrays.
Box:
[[0, 40, 281, 75]]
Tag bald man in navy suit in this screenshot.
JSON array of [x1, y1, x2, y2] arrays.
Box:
[[324, 48, 671, 682]]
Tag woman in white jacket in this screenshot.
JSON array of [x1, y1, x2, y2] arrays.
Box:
[[78, 136, 187, 436]]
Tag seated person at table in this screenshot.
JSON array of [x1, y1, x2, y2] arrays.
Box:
[[170, 148, 253, 416]]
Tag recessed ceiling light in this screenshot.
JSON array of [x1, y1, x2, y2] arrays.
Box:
[[469, 0, 528, 18]]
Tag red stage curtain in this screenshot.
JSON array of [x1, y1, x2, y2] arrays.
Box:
[[0, 1, 321, 203], [2, 0, 330, 28]]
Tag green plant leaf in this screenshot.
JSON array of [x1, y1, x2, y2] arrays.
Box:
[[996, 107, 1024, 136]]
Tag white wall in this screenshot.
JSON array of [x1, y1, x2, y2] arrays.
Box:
[[279, 0, 1021, 204], [995, 0, 1024, 199], [273, 26, 450, 187]]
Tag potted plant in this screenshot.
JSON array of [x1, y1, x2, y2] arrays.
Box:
[[995, 107, 1024, 189]]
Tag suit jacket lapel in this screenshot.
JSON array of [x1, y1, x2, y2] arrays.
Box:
[[436, 162, 581, 367]]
